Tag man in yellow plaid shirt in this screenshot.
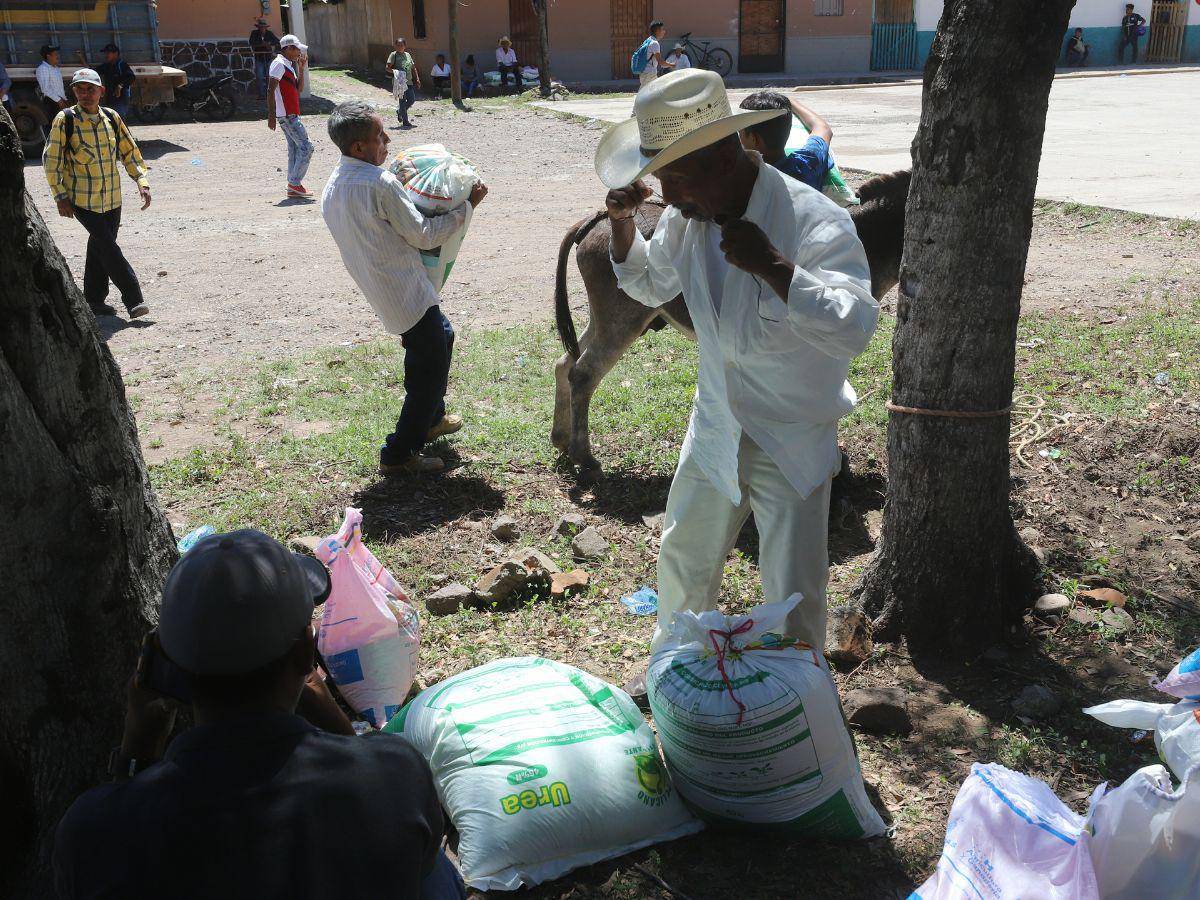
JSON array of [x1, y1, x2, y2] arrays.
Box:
[[43, 68, 152, 319]]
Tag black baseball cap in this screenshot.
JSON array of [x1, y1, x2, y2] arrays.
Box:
[[102, 43, 120, 53], [159, 529, 331, 676]]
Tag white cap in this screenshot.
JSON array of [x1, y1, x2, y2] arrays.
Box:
[[70, 68, 103, 87], [279, 34, 308, 52]]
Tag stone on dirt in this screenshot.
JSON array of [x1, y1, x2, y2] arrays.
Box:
[[1099, 606, 1134, 636], [1034, 593, 1072, 621], [551, 569, 590, 597], [1077, 587, 1127, 609], [844, 687, 912, 736], [555, 513, 587, 537], [824, 607, 873, 670], [490, 515, 520, 542], [570, 526, 609, 561], [641, 512, 665, 531], [476, 561, 528, 604], [1069, 606, 1097, 626], [287, 535, 323, 557], [516, 547, 561, 575], [426, 583, 477, 616], [1012, 684, 1062, 719]]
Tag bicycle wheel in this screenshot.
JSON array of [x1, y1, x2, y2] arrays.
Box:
[[704, 48, 733, 78]]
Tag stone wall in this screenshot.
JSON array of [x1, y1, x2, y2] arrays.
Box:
[[159, 39, 261, 93]]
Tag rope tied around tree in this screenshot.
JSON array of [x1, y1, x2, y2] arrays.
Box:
[[885, 401, 1013, 419]]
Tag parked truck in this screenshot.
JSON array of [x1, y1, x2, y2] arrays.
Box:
[[2, 0, 186, 156]]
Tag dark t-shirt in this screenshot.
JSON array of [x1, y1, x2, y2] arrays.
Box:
[[249, 28, 281, 60], [774, 135, 832, 193], [95, 59, 135, 101], [53, 713, 444, 899], [1121, 13, 1145, 37]]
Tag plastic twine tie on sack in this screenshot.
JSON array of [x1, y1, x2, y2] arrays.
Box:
[[708, 619, 755, 725]]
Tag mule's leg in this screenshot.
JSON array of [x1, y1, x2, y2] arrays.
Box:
[[551, 349, 576, 452]]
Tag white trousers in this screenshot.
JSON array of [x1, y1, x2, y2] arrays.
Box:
[[653, 434, 832, 651]]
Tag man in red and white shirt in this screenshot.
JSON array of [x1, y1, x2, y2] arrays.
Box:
[[268, 35, 314, 200]]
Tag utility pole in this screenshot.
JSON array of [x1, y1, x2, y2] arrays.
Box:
[[449, 0, 465, 109], [533, 0, 551, 97]]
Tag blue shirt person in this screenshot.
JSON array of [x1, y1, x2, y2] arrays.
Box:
[[736, 91, 834, 193]]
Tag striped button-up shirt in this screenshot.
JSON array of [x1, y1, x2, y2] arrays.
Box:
[[43, 106, 149, 213], [36, 61, 67, 103], [321, 155, 469, 335]]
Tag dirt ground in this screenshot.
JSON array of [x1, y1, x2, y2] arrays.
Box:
[[25, 70, 1200, 462]]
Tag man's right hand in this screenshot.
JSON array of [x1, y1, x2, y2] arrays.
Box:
[[267, 115, 276, 131], [56, 198, 74, 219], [606, 180, 651, 221], [468, 181, 489, 208]]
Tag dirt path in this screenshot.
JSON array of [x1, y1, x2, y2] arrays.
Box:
[[26, 72, 1198, 460]]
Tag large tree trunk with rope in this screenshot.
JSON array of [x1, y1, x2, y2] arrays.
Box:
[[0, 105, 177, 897], [852, 0, 1074, 659]]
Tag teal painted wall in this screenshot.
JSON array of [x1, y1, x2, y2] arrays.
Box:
[[913, 24, 1200, 68]]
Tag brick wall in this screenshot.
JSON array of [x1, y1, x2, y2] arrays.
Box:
[[159, 39, 261, 93]]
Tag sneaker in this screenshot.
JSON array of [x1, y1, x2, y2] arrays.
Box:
[[89, 302, 118, 317], [379, 454, 445, 476], [400, 123, 415, 130], [426, 414, 463, 440], [128, 303, 150, 319], [286, 183, 314, 198]]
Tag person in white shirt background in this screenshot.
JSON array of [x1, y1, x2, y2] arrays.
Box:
[[37, 45, 69, 123], [639, 21, 674, 88], [664, 44, 691, 70], [597, 69, 877, 656], [430, 54, 451, 99], [320, 100, 489, 476], [267, 35, 315, 199], [495, 36, 522, 91]]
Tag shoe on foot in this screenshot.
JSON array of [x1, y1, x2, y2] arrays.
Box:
[[426, 414, 463, 440], [379, 454, 445, 476], [128, 303, 150, 319], [400, 123, 414, 130], [89, 302, 118, 317], [286, 183, 314, 198]]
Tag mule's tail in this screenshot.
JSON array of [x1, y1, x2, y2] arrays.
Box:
[[554, 210, 607, 360]]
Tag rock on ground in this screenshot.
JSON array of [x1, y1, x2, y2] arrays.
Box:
[[555, 513, 587, 537], [843, 687, 912, 736], [476, 561, 528, 604], [1099, 606, 1134, 635], [825, 607, 873, 670], [490, 515, 519, 542], [517, 547, 561, 575], [571, 526, 609, 561], [1012, 684, 1062, 720], [1033, 593, 1071, 621], [426, 583, 477, 616], [551, 569, 590, 597]]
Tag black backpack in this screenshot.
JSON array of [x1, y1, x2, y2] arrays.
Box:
[[61, 105, 119, 147]]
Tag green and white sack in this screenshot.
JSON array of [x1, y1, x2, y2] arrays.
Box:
[[648, 596, 886, 839], [785, 119, 859, 207], [384, 657, 702, 891]]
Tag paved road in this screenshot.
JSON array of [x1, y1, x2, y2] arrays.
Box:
[[542, 70, 1200, 219]]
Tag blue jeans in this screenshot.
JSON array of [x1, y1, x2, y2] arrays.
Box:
[[382, 305, 455, 464], [420, 849, 466, 899], [255, 57, 272, 97], [278, 114, 313, 186], [397, 85, 416, 125], [462, 79, 477, 97]]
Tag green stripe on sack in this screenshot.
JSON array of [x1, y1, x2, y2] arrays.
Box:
[[672, 764, 823, 798], [690, 789, 866, 838], [454, 697, 597, 735], [476, 721, 636, 765], [423, 658, 549, 708], [657, 720, 814, 762], [652, 699, 807, 739], [665, 661, 772, 692], [443, 680, 574, 714], [381, 700, 413, 734]]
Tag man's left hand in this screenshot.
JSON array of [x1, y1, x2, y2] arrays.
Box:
[[719, 218, 781, 278], [139, 185, 151, 210]]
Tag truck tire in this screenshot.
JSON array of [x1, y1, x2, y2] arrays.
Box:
[[132, 103, 166, 124], [11, 94, 50, 158]]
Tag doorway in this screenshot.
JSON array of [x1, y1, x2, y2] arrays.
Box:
[[1145, 0, 1187, 63], [611, 0, 653, 79], [739, 0, 785, 73], [871, 0, 917, 71], [508, 0, 543, 70]]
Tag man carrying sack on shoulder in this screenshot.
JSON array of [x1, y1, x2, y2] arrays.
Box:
[[597, 70, 878, 657]]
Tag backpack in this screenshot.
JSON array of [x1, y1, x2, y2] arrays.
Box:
[[630, 36, 654, 75], [62, 106, 118, 147]]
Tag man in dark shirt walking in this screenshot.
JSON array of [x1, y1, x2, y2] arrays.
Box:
[[95, 43, 136, 118], [1119, 4, 1146, 64], [249, 18, 281, 103], [52, 529, 465, 899]]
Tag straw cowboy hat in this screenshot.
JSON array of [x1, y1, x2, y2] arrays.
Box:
[[595, 69, 785, 189]]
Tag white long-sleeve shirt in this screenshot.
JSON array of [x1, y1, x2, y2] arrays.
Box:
[[321, 156, 469, 335], [37, 61, 67, 103], [612, 158, 877, 503]]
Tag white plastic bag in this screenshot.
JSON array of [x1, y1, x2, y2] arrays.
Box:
[[315, 508, 420, 728], [1153, 645, 1200, 701], [648, 596, 886, 838], [913, 763, 1098, 899], [1084, 698, 1200, 784], [1085, 763, 1200, 900], [384, 656, 702, 891], [387, 144, 479, 292]]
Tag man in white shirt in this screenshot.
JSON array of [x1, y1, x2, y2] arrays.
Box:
[[321, 100, 489, 475], [37, 45, 69, 121], [664, 45, 691, 70], [496, 36, 521, 91], [597, 70, 877, 651], [267, 35, 314, 200]]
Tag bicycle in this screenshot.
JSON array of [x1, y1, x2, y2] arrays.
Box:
[[675, 32, 733, 78]]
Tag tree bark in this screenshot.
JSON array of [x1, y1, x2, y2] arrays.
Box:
[[448, 0, 464, 108], [534, 0, 552, 97], [852, 0, 1073, 659], [0, 105, 177, 896]]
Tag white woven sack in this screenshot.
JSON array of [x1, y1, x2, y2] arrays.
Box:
[[384, 656, 702, 891], [648, 595, 885, 838], [1084, 698, 1200, 785]]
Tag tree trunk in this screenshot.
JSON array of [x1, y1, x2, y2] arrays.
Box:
[[852, 0, 1073, 659], [0, 106, 177, 896], [534, 0, 552, 96], [448, 0, 464, 108]]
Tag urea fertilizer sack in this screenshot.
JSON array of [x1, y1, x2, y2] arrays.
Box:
[[387, 144, 479, 292], [384, 656, 702, 890], [785, 119, 858, 207], [648, 596, 886, 838]]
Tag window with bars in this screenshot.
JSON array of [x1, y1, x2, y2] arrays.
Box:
[[413, 0, 428, 40], [815, 0, 844, 15]]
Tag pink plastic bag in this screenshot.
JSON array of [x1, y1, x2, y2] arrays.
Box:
[[315, 508, 420, 728]]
